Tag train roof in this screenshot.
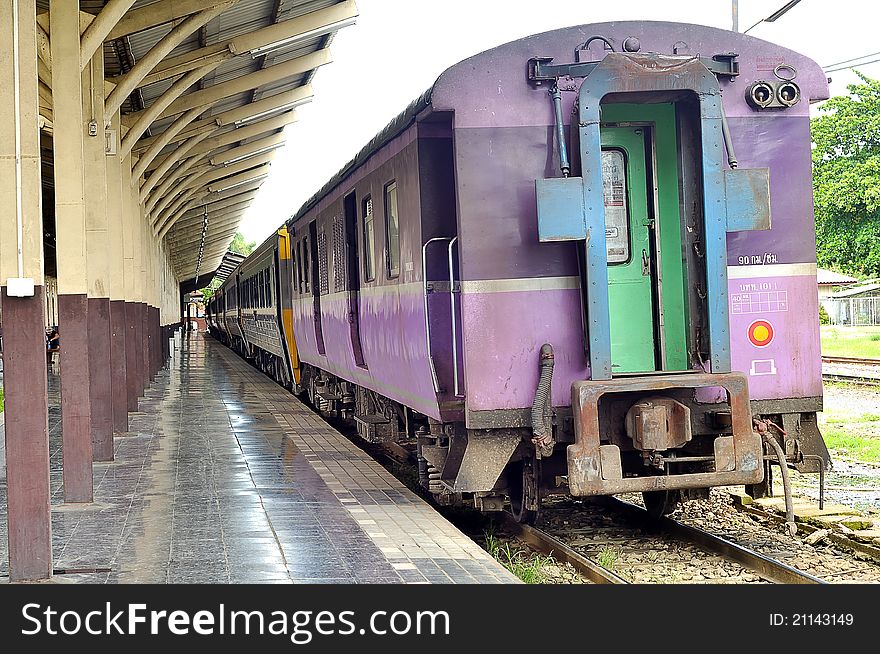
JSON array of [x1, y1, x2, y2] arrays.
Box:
[[286, 87, 435, 227]]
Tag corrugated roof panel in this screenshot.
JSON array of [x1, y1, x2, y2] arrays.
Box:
[[263, 38, 325, 67], [126, 23, 172, 60], [206, 55, 262, 85], [277, 0, 341, 22], [207, 91, 255, 116], [255, 72, 310, 99], [207, 0, 275, 43], [57, 1, 355, 283]]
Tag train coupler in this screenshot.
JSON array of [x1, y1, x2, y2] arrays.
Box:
[[566, 371, 763, 496]]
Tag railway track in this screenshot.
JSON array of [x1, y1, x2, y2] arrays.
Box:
[[821, 355, 880, 385], [504, 498, 826, 584], [822, 355, 880, 366], [317, 401, 859, 585]]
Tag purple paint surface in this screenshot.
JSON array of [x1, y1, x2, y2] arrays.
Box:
[[729, 274, 822, 401], [280, 22, 828, 418]]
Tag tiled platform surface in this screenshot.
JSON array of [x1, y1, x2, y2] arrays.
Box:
[[0, 333, 517, 584]]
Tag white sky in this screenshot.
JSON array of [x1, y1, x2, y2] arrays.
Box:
[[239, 0, 880, 243]]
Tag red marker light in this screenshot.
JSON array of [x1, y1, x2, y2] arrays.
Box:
[[748, 320, 774, 348]]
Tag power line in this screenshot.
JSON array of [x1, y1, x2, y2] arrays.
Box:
[[825, 56, 880, 74], [823, 51, 880, 70]]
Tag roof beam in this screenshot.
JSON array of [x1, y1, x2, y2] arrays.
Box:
[[80, 0, 138, 69], [104, 2, 234, 121], [144, 147, 268, 211], [142, 104, 298, 176], [37, 23, 51, 72], [133, 85, 311, 156], [175, 229, 247, 265], [140, 130, 213, 201], [120, 62, 222, 158], [209, 132, 286, 166], [126, 0, 358, 89], [132, 104, 213, 181], [157, 170, 268, 240], [169, 211, 249, 242], [105, 0, 226, 41], [145, 153, 210, 214], [124, 49, 329, 126], [175, 192, 259, 225], [206, 167, 270, 193], [171, 225, 242, 249], [154, 156, 275, 235], [186, 109, 298, 158], [144, 110, 295, 204], [168, 214, 247, 248]]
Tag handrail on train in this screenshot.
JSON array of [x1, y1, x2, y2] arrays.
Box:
[[421, 237, 462, 397]]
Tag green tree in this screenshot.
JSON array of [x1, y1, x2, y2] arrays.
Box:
[[813, 73, 880, 277], [199, 232, 255, 298], [229, 231, 256, 256], [199, 277, 221, 301]]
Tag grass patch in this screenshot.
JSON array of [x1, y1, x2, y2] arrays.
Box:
[[0, 387, 3, 412], [597, 547, 619, 571], [484, 528, 555, 584], [822, 430, 880, 462], [821, 326, 880, 358]]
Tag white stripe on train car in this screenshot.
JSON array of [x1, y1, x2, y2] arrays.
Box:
[[727, 263, 817, 279]]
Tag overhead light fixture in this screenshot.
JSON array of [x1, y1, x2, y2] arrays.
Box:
[[249, 17, 357, 58], [233, 98, 310, 127]]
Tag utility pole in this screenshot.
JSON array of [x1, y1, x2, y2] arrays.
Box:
[[732, 0, 739, 32]]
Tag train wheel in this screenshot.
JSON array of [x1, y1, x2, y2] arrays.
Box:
[[508, 457, 540, 525], [642, 489, 680, 520]]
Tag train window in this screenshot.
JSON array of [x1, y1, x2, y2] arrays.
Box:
[[318, 230, 329, 295], [303, 236, 311, 293], [332, 215, 345, 292], [363, 195, 375, 282], [264, 270, 269, 306], [268, 270, 273, 306], [295, 240, 303, 294], [384, 181, 400, 278], [601, 149, 630, 265]]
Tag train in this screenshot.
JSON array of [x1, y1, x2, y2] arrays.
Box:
[[207, 21, 830, 523]]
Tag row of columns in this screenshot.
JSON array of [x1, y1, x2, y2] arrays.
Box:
[[1, 2, 179, 581], [1, 0, 358, 582]]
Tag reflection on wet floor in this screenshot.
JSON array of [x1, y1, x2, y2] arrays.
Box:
[[0, 332, 515, 584]]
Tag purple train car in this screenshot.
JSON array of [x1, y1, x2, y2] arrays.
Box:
[[208, 21, 830, 523]]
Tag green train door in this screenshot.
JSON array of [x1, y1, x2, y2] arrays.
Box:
[[601, 127, 656, 373]]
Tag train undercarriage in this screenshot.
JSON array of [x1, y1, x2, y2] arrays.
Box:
[[228, 336, 830, 529]]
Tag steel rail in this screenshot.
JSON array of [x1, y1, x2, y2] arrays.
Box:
[[821, 355, 880, 366], [607, 498, 826, 584], [501, 513, 628, 584]]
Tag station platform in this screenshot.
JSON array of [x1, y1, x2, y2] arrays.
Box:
[[0, 333, 517, 584]]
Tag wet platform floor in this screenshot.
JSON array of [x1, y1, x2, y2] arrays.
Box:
[[0, 333, 516, 584]]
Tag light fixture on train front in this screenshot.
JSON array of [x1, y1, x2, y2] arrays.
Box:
[[776, 81, 801, 107], [747, 81, 775, 108]]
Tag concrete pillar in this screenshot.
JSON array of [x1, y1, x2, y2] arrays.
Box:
[[141, 217, 152, 387], [106, 110, 128, 432], [0, 0, 52, 581], [123, 159, 144, 402], [51, 0, 93, 503], [83, 49, 113, 461]]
